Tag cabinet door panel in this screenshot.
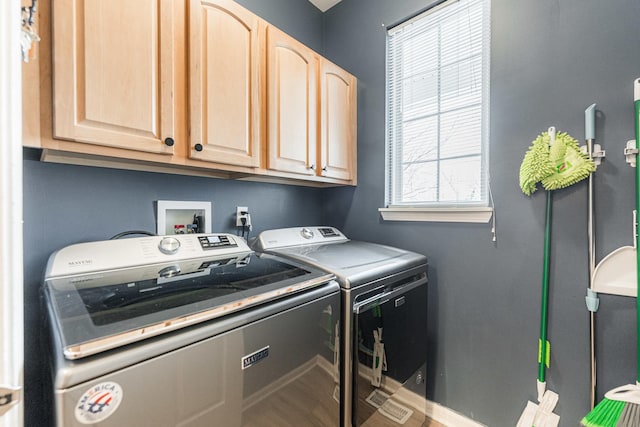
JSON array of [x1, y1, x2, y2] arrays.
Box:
[[267, 26, 318, 176], [320, 61, 356, 182], [53, 0, 175, 154], [190, 0, 261, 168]]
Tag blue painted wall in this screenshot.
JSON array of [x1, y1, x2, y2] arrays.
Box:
[[322, 0, 640, 425]]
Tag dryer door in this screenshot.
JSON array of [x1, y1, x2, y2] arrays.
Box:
[[352, 277, 428, 427]]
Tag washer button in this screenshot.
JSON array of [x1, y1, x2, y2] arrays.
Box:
[[158, 237, 181, 255], [301, 228, 314, 239]]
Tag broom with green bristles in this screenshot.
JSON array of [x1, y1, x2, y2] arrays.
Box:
[[581, 78, 640, 427]]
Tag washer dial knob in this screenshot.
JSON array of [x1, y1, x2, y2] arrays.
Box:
[[301, 228, 314, 239], [158, 237, 181, 255]]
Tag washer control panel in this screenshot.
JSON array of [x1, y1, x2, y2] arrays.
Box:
[[45, 233, 250, 278], [198, 234, 237, 250], [318, 227, 340, 238]]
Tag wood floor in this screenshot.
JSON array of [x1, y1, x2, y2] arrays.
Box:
[[242, 361, 447, 427], [242, 364, 339, 427]]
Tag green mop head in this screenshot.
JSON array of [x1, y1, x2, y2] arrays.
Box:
[[541, 131, 595, 191], [519, 132, 555, 196], [519, 130, 595, 196]]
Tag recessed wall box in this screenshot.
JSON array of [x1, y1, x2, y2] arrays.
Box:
[[157, 200, 212, 235]]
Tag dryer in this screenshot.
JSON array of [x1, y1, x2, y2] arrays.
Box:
[[252, 227, 429, 427]]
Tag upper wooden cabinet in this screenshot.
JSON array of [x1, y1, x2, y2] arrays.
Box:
[[34, 0, 357, 186], [266, 28, 357, 183], [266, 26, 318, 177], [52, 0, 178, 155], [189, 0, 261, 168], [320, 59, 357, 182]]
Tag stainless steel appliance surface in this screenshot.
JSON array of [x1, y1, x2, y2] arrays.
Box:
[[45, 233, 341, 427], [251, 227, 429, 427]]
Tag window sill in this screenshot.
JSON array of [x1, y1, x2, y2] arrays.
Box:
[[378, 207, 493, 223]]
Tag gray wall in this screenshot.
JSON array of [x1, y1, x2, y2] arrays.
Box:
[[322, 0, 640, 426], [22, 1, 324, 426]]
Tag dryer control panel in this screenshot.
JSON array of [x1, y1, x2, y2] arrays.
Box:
[[252, 226, 348, 250]]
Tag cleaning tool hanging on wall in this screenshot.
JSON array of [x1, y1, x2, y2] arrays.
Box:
[[581, 78, 640, 427], [517, 127, 561, 427], [518, 126, 594, 426], [583, 103, 604, 411]]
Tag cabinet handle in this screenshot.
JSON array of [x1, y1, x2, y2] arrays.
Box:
[[308, 164, 316, 170], [322, 166, 328, 172], [194, 143, 203, 152], [164, 137, 175, 147]]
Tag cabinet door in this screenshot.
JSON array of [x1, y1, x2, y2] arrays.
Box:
[[190, 0, 261, 168], [266, 26, 318, 176], [320, 60, 357, 182], [53, 0, 176, 154]]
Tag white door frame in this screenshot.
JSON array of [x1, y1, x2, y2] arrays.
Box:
[[0, 0, 24, 425]]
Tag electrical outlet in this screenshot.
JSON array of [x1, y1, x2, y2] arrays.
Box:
[[236, 206, 249, 227]]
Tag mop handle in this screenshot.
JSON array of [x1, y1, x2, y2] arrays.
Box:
[[634, 81, 640, 383], [539, 189, 553, 383]]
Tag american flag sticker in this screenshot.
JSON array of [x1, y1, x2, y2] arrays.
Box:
[[75, 381, 124, 424]]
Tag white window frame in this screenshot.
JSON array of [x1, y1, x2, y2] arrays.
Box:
[[380, 0, 492, 223]]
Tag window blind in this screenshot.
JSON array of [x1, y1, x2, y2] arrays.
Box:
[[386, 0, 490, 207]]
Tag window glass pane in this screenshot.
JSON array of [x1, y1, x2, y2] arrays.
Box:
[[402, 116, 438, 163], [440, 2, 483, 66], [400, 27, 439, 120], [440, 55, 482, 112], [401, 28, 439, 74], [402, 69, 438, 120], [439, 106, 481, 158], [402, 162, 438, 203], [439, 156, 482, 202]]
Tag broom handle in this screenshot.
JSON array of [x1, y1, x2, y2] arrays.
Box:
[[539, 189, 553, 384], [586, 103, 597, 409], [634, 84, 640, 383]]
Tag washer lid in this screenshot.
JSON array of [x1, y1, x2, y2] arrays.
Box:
[[45, 252, 334, 359], [272, 240, 427, 288]]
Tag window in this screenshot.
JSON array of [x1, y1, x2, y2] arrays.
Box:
[[382, 0, 491, 222]]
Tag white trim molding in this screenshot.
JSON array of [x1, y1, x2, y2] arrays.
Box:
[[379, 207, 493, 223], [0, 0, 24, 425]]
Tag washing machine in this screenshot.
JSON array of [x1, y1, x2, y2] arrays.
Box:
[[251, 227, 429, 427], [44, 233, 340, 426]]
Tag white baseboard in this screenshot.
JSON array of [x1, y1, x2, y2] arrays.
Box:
[[424, 400, 486, 427]]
